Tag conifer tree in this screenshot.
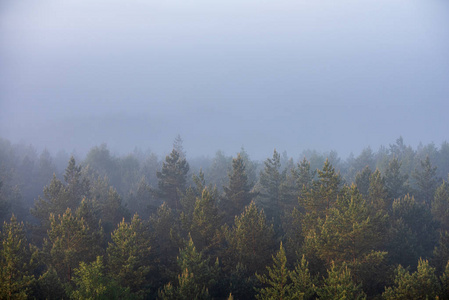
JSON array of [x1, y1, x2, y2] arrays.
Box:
[[432, 181, 449, 231], [318, 262, 366, 300], [413, 155, 440, 207], [190, 188, 220, 252], [383, 259, 439, 300], [224, 201, 275, 275], [107, 214, 152, 295], [259, 149, 283, 224], [256, 242, 296, 300], [156, 149, 190, 210], [44, 207, 98, 282], [289, 255, 317, 300], [301, 159, 341, 218], [71, 256, 133, 300], [176, 234, 219, 292], [150, 203, 182, 285], [158, 268, 211, 300], [384, 157, 408, 201], [0, 215, 35, 299], [354, 166, 372, 197], [368, 169, 390, 212], [222, 154, 253, 223]]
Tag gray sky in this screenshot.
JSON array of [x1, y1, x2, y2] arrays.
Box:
[[1, 0, 449, 160]]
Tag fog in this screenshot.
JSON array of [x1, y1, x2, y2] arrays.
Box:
[[1, 0, 449, 159]]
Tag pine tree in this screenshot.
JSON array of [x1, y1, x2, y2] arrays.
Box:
[[176, 234, 219, 292], [156, 149, 190, 210], [368, 169, 390, 212], [150, 203, 182, 285], [190, 188, 220, 252], [44, 207, 97, 282], [222, 154, 253, 223], [71, 256, 133, 300], [300, 159, 341, 218], [318, 262, 366, 300], [383, 258, 439, 300], [432, 181, 449, 231], [354, 166, 372, 197], [256, 242, 295, 300], [224, 201, 275, 275], [413, 155, 440, 208], [0, 215, 35, 299], [158, 268, 211, 300], [289, 255, 317, 300], [107, 214, 152, 295], [258, 149, 283, 225], [384, 157, 409, 201]]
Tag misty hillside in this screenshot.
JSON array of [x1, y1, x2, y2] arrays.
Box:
[[2, 136, 449, 299]]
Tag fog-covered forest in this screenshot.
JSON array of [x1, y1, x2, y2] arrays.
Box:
[[2, 136, 449, 299]]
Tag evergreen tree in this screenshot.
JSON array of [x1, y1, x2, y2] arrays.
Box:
[[258, 149, 283, 225], [44, 206, 99, 282], [32, 157, 90, 234], [156, 149, 190, 210], [383, 258, 439, 300], [149, 203, 181, 286], [384, 157, 408, 201], [176, 234, 219, 293], [301, 159, 342, 218], [318, 262, 366, 300], [222, 154, 253, 223], [190, 188, 220, 252], [354, 166, 372, 197], [432, 181, 449, 231], [223, 201, 275, 275], [107, 214, 152, 296], [158, 268, 211, 300], [71, 256, 133, 300], [256, 242, 295, 300], [368, 169, 390, 212], [388, 194, 438, 269], [413, 155, 440, 207], [0, 215, 35, 299], [289, 255, 317, 300]]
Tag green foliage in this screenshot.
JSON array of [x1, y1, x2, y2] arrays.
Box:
[[432, 181, 449, 231], [44, 207, 99, 282], [0, 215, 35, 299], [354, 166, 372, 197], [158, 268, 211, 300], [290, 255, 317, 300], [413, 155, 440, 208], [177, 234, 219, 291], [384, 157, 409, 201], [301, 159, 342, 218], [156, 149, 190, 210], [190, 188, 220, 252], [224, 201, 275, 275], [388, 195, 438, 268], [383, 258, 439, 300], [71, 256, 134, 300], [318, 262, 366, 300], [368, 169, 390, 212], [150, 203, 182, 285], [107, 214, 152, 294], [223, 154, 254, 222], [258, 149, 284, 225], [35, 267, 67, 299], [256, 242, 295, 300], [305, 185, 386, 266], [32, 157, 90, 233]]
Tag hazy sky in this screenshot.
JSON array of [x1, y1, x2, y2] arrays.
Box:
[[1, 0, 448, 160]]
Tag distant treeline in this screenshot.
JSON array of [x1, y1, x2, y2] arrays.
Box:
[[1, 136, 449, 299]]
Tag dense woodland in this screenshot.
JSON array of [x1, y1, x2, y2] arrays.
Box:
[[2, 136, 449, 299]]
